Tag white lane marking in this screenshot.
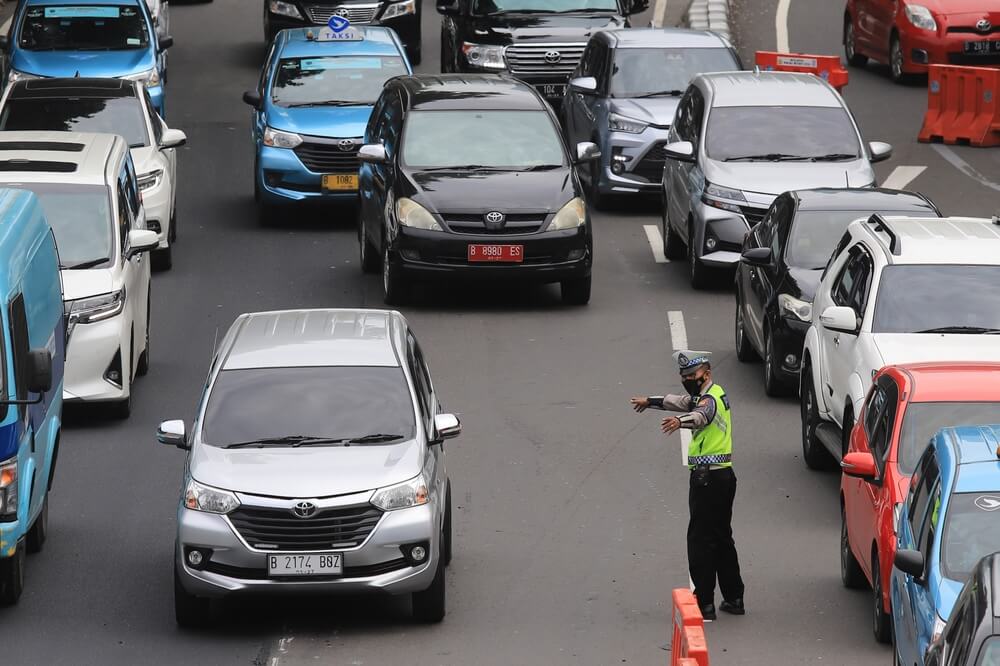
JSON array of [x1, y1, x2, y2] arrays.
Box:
[[931, 144, 1000, 193], [667, 310, 694, 592], [880, 166, 927, 190], [644, 224, 668, 263], [652, 0, 667, 27], [776, 0, 791, 53]]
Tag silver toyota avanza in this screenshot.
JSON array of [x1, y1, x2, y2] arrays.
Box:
[[160, 309, 460, 626]]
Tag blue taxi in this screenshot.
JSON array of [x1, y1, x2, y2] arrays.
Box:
[[1, 0, 172, 116], [242, 22, 411, 222]]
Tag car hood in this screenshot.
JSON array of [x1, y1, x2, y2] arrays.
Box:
[[189, 439, 424, 498], [408, 168, 575, 213], [920, 0, 1000, 17], [873, 334, 1000, 367], [609, 97, 679, 128], [130, 145, 160, 176], [60, 268, 114, 302], [470, 13, 625, 44], [783, 266, 822, 302], [704, 160, 874, 198], [12, 49, 155, 78], [265, 104, 373, 138]]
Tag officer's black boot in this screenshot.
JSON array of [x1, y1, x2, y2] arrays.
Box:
[[719, 598, 745, 615], [699, 603, 716, 621]]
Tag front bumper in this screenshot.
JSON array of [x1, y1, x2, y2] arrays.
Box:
[[598, 128, 671, 196], [176, 497, 439, 598], [140, 176, 171, 248], [63, 314, 128, 403], [257, 145, 358, 204], [901, 28, 1000, 71], [264, 4, 420, 48], [390, 226, 592, 284], [769, 316, 810, 383]]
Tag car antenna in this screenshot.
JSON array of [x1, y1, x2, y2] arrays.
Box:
[[845, 170, 849, 187]]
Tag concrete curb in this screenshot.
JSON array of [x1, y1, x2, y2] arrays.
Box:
[[683, 0, 731, 42]]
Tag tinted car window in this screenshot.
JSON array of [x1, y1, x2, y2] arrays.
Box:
[[402, 110, 565, 169], [15, 183, 113, 269], [0, 97, 150, 147], [976, 636, 1000, 666], [786, 210, 935, 270], [942, 492, 1000, 580], [874, 266, 1000, 333], [19, 5, 149, 51], [473, 0, 617, 13], [910, 454, 939, 533], [898, 403, 1000, 475], [271, 56, 408, 107], [201, 366, 416, 447], [609, 48, 738, 98], [705, 106, 861, 161]]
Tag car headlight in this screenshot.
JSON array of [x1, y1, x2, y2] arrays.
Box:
[[609, 112, 647, 134], [371, 473, 429, 511], [0, 457, 17, 520], [263, 127, 303, 149], [548, 197, 586, 231], [122, 68, 161, 88], [905, 5, 937, 31], [381, 0, 416, 20], [395, 197, 442, 230], [7, 69, 41, 84], [701, 181, 746, 213], [461, 42, 506, 70], [66, 290, 126, 326], [137, 169, 163, 192], [184, 478, 240, 514], [778, 293, 812, 322], [268, 0, 303, 19]]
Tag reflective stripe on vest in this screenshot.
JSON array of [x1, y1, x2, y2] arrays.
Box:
[[688, 383, 733, 469]]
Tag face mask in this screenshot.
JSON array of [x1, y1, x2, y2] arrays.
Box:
[[682, 375, 706, 395]]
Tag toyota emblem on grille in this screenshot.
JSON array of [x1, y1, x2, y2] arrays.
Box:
[[978, 18, 992, 32], [337, 138, 356, 152], [544, 50, 562, 64], [484, 210, 506, 230], [292, 501, 317, 518]]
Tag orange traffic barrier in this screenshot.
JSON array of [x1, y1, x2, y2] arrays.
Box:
[[754, 50, 849, 92], [680, 625, 710, 666], [670, 588, 704, 666], [677, 660, 701, 666], [919, 64, 1000, 147]]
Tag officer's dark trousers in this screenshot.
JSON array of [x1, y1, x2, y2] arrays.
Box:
[[688, 467, 744, 607]]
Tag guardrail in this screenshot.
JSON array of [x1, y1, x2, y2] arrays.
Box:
[[754, 51, 849, 92]]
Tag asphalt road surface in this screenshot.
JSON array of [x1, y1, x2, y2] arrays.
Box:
[[1, 0, 996, 664]]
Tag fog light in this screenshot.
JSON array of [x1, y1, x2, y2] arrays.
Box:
[[264, 170, 282, 187], [610, 161, 625, 175], [147, 220, 161, 234], [400, 541, 430, 565], [911, 49, 928, 64], [104, 350, 124, 388], [183, 546, 212, 570], [187, 550, 203, 566], [400, 249, 420, 261], [410, 545, 427, 563], [785, 354, 797, 367], [567, 249, 585, 260], [705, 236, 718, 251]]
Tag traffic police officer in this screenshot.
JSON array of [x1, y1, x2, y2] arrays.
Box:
[[630, 350, 745, 620]]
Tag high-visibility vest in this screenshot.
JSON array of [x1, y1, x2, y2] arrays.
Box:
[[688, 383, 733, 469]]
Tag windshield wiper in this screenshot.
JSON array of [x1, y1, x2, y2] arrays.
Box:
[[523, 163, 562, 171], [62, 257, 110, 270], [343, 433, 407, 444], [224, 435, 347, 449], [723, 153, 811, 162], [284, 100, 366, 107], [419, 164, 503, 172], [914, 326, 1000, 334], [634, 89, 685, 98], [807, 153, 858, 162]]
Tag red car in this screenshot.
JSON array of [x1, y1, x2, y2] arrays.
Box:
[[839, 362, 1000, 644], [844, 0, 1000, 82]]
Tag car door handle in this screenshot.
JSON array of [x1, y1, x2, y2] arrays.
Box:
[[833, 334, 840, 347]]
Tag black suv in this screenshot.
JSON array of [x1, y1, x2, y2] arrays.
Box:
[[925, 553, 1000, 666], [436, 0, 646, 106], [357, 74, 598, 305]]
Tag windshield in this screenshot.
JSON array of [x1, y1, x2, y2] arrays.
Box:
[[11, 183, 113, 269], [19, 5, 150, 51], [403, 110, 565, 169], [706, 106, 862, 162], [0, 97, 149, 147], [201, 366, 416, 447], [610, 48, 738, 98], [978, 637, 1000, 666], [873, 266, 1000, 334], [473, 0, 616, 14], [897, 403, 1000, 475], [942, 492, 1000, 581], [786, 210, 937, 270], [271, 56, 408, 107]]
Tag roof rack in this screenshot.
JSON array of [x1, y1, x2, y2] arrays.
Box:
[[866, 213, 901, 255]]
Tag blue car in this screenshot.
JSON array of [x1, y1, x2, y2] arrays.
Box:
[[242, 24, 411, 222], [892, 425, 1000, 666], [1, 0, 172, 116]]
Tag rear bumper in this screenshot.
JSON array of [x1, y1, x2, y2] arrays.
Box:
[[63, 314, 129, 403], [900, 29, 1000, 71]]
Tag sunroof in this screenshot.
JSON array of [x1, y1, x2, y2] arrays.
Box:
[[0, 141, 85, 152], [0, 160, 77, 173]]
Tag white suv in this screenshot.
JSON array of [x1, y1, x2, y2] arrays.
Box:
[[0, 131, 159, 417], [800, 215, 1000, 468]]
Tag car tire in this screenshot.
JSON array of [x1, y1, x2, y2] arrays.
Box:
[[688, 225, 710, 289], [358, 216, 379, 274], [560, 275, 591, 305], [382, 245, 408, 305], [840, 506, 865, 589], [0, 543, 25, 606], [26, 495, 48, 554], [443, 481, 453, 567], [661, 204, 685, 260], [412, 558, 446, 623], [174, 566, 212, 628], [734, 298, 759, 362], [889, 34, 907, 84], [136, 300, 151, 378], [844, 17, 868, 67], [800, 362, 834, 470], [872, 554, 892, 644], [763, 328, 787, 397], [151, 246, 172, 271]]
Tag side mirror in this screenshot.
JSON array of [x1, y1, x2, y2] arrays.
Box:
[[157, 419, 188, 449], [435, 0, 460, 14], [433, 413, 462, 442], [574, 141, 601, 164], [741, 247, 772, 266], [160, 128, 186, 149], [242, 90, 262, 109], [664, 140, 695, 163], [26, 348, 52, 393], [569, 76, 598, 94], [894, 548, 925, 581], [819, 305, 859, 334], [126, 229, 159, 259], [158, 35, 174, 51], [358, 144, 388, 164], [841, 451, 879, 483], [869, 141, 892, 163]]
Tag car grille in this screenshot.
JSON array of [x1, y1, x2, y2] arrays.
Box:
[[228, 504, 382, 550], [293, 138, 361, 173], [504, 43, 586, 78], [947, 26, 1000, 35], [204, 558, 409, 580], [630, 142, 668, 183], [304, 3, 380, 23], [740, 205, 767, 225], [441, 213, 547, 235]]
